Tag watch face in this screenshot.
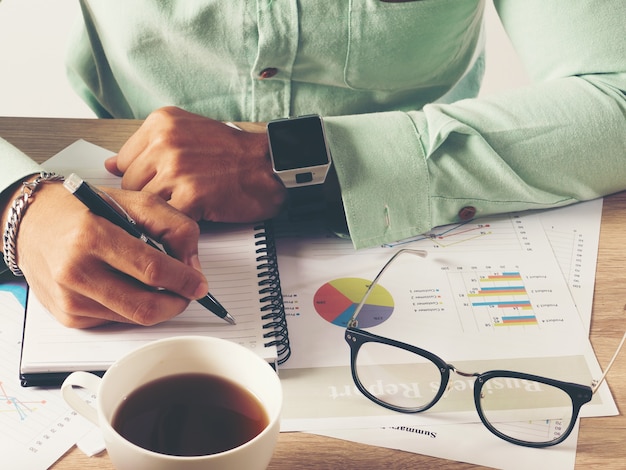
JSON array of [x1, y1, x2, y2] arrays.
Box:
[[268, 116, 331, 171]]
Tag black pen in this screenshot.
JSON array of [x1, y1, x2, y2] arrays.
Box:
[[63, 173, 236, 325]]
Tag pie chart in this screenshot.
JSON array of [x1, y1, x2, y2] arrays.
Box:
[[313, 278, 394, 328]]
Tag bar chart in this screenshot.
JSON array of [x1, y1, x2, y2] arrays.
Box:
[[442, 266, 565, 333], [467, 272, 538, 327]]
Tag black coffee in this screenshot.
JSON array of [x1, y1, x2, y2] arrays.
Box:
[[112, 373, 269, 457]]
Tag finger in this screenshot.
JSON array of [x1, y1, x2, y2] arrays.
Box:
[[25, 259, 149, 328], [98, 227, 208, 300], [115, 133, 156, 190], [141, 175, 175, 203], [52, 268, 193, 327], [80, 270, 193, 326], [165, 185, 207, 222], [104, 188, 205, 268], [49, 293, 136, 329], [104, 155, 124, 176], [119, 151, 158, 191], [114, 127, 149, 174]]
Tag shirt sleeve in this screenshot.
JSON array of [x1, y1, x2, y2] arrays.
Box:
[[324, 0, 626, 249], [0, 137, 43, 195]]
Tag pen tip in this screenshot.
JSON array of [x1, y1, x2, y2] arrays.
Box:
[[224, 313, 237, 325]]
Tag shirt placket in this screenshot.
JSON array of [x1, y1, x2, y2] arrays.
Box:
[[251, 0, 299, 121]]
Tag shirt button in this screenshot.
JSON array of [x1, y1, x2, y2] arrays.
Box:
[[458, 206, 476, 220], [259, 67, 278, 79]]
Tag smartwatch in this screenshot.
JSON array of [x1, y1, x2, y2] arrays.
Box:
[[267, 115, 332, 220]]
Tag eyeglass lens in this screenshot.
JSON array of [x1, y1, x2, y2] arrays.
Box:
[[354, 341, 444, 410], [477, 376, 575, 444], [354, 341, 578, 445]]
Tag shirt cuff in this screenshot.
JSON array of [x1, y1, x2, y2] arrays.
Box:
[[0, 137, 43, 195], [324, 112, 431, 249]]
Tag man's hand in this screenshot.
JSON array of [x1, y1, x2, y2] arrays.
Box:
[[104, 106, 287, 222], [14, 183, 209, 328]]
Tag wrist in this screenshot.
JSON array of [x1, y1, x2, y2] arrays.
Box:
[[243, 128, 289, 213], [2, 172, 65, 275]]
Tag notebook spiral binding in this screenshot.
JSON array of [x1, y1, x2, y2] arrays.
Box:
[[254, 221, 291, 365]]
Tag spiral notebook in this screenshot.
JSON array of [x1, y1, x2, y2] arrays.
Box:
[[18, 140, 290, 386]]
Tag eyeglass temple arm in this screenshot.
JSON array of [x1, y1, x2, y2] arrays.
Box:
[[347, 249, 428, 328], [591, 330, 626, 394]]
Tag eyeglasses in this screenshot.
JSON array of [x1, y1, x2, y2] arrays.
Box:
[[344, 249, 625, 448]]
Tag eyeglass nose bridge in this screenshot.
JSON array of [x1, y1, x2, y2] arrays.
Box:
[[441, 364, 480, 399]]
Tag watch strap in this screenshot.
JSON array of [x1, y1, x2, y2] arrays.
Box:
[[286, 184, 327, 221]]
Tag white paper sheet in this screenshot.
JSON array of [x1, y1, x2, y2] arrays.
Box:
[[0, 288, 93, 469], [275, 199, 609, 469]]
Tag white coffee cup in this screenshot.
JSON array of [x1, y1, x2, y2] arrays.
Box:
[[61, 336, 282, 470]]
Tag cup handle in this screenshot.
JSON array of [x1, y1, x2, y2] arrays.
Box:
[[61, 371, 102, 425]]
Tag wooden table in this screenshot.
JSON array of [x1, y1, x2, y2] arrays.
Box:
[[1, 116, 624, 469]]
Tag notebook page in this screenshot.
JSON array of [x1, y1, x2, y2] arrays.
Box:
[[20, 140, 277, 375]]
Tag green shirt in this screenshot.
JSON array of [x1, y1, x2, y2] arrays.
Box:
[[2, 0, 625, 248]]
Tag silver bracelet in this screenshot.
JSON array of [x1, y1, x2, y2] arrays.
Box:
[[2, 171, 65, 276]]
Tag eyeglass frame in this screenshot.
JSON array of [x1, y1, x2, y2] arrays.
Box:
[[344, 248, 625, 448]]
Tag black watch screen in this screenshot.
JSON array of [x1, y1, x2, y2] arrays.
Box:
[[268, 115, 330, 171]]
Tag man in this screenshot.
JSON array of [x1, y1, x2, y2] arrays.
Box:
[[2, 1, 625, 326]]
